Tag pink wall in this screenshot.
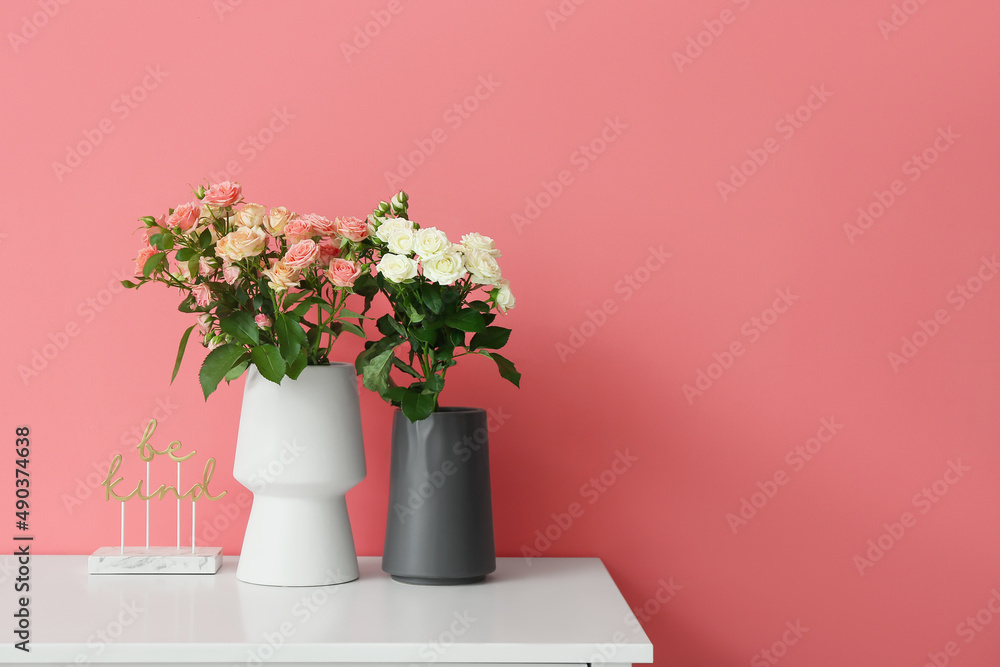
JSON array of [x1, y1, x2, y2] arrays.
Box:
[[3, 0, 1000, 664]]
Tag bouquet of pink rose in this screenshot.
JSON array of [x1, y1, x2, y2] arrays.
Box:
[[124, 181, 373, 398]]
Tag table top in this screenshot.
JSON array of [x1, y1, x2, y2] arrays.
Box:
[[0, 556, 653, 664]]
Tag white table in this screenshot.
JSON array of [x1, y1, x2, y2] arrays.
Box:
[[0, 556, 653, 666]]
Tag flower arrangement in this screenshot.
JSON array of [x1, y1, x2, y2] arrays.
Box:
[[123, 181, 371, 398], [355, 191, 520, 422]]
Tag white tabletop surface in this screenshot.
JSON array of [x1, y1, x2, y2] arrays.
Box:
[[0, 556, 652, 664]]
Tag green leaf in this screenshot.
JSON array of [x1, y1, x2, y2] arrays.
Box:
[[286, 351, 308, 380], [384, 386, 406, 404], [482, 351, 521, 387], [376, 314, 406, 338], [171, 324, 196, 384], [140, 216, 156, 225], [142, 252, 165, 278], [187, 255, 201, 281], [339, 320, 366, 338], [421, 285, 443, 314], [470, 326, 511, 350], [121, 279, 137, 289], [410, 327, 438, 345], [149, 233, 174, 251], [274, 313, 307, 363], [199, 230, 213, 250], [362, 347, 397, 394], [251, 345, 286, 384], [219, 312, 259, 346], [444, 309, 486, 332], [352, 272, 378, 299], [423, 372, 445, 394], [468, 300, 491, 313], [401, 389, 437, 422], [175, 247, 196, 262], [224, 360, 250, 382], [339, 309, 366, 320], [199, 344, 246, 400], [392, 357, 422, 378], [291, 296, 320, 318]]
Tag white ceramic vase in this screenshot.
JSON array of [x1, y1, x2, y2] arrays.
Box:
[[233, 363, 366, 586]]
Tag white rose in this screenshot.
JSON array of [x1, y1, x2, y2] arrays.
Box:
[[422, 249, 467, 285], [461, 232, 500, 257], [216, 227, 267, 262], [265, 206, 293, 235], [375, 217, 415, 243], [494, 278, 515, 313], [386, 227, 416, 255], [413, 227, 451, 259], [377, 253, 419, 283], [235, 203, 266, 228], [464, 248, 502, 284], [262, 260, 301, 292]]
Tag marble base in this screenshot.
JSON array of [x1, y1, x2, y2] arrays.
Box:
[[88, 547, 223, 574]]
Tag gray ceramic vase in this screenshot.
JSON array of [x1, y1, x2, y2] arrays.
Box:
[[382, 407, 496, 585]]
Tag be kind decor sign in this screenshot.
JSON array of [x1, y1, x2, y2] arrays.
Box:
[[88, 419, 227, 574]]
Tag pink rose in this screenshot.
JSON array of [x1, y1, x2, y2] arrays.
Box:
[[336, 216, 369, 242], [203, 181, 242, 207], [318, 237, 342, 264], [135, 238, 156, 275], [192, 283, 212, 307], [300, 213, 336, 237], [326, 258, 362, 288], [222, 262, 240, 285], [284, 239, 320, 269], [282, 218, 314, 244], [197, 313, 213, 335], [255, 314, 273, 329], [198, 257, 214, 277], [167, 202, 201, 232]]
